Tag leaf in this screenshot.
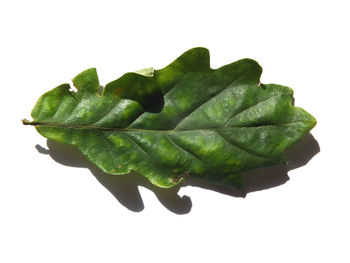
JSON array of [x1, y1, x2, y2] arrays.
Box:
[[23, 47, 316, 189]]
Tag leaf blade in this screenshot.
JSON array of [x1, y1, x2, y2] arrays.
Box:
[[25, 47, 316, 189]]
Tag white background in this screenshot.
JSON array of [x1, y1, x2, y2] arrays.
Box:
[[1, 0, 349, 262]]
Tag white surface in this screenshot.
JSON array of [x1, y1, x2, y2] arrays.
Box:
[[1, 0, 349, 262]]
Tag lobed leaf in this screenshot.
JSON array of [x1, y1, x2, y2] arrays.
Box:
[[24, 48, 316, 188]]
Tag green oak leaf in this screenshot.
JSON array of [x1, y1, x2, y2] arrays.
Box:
[[23, 47, 316, 189]]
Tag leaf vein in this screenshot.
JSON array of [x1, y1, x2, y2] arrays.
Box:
[[174, 75, 245, 130], [62, 89, 87, 123], [215, 130, 271, 161], [166, 135, 206, 165], [124, 133, 152, 159], [224, 93, 282, 127], [91, 100, 121, 125]]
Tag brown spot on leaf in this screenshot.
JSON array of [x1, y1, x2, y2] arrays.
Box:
[[115, 88, 123, 97]]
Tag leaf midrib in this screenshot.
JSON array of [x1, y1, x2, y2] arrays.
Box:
[[23, 120, 303, 133]]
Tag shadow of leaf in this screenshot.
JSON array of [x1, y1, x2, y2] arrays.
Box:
[[186, 133, 320, 196], [35, 133, 319, 214], [36, 141, 192, 214]]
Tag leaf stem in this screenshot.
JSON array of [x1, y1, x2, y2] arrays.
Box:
[[22, 119, 36, 125]]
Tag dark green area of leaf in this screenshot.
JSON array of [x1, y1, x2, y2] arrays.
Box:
[[24, 48, 316, 189]]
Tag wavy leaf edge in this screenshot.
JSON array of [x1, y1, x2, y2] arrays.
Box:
[[23, 47, 316, 189]]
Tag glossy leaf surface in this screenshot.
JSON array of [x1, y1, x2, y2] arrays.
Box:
[[24, 48, 316, 188]]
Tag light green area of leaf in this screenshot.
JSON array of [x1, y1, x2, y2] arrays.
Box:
[[24, 48, 316, 188]]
